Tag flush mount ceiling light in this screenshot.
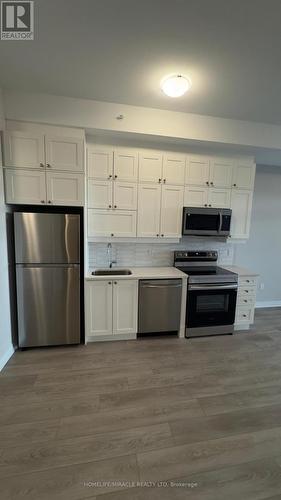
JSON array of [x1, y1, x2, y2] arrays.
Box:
[[161, 74, 192, 98]]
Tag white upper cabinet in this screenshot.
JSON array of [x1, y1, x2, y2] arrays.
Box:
[[87, 146, 113, 180], [45, 135, 84, 172], [4, 169, 46, 205], [113, 182, 137, 210], [209, 158, 234, 188], [114, 148, 138, 182], [139, 150, 163, 183], [113, 280, 138, 335], [137, 183, 161, 237], [184, 186, 209, 207], [232, 160, 256, 190], [88, 209, 137, 238], [4, 131, 45, 169], [185, 155, 210, 187], [208, 188, 231, 208], [230, 189, 253, 239], [88, 180, 112, 209], [162, 153, 185, 185], [46, 172, 84, 206], [160, 185, 184, 238]]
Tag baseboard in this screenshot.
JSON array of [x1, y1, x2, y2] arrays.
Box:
[[256, 301, 281, 309], [0, 345, 15, 372]]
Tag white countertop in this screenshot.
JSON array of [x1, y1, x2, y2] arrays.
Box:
[[85, 266, 187, 281], [224, 265, 259, 277]]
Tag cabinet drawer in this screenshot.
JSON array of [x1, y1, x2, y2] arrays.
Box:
[[237, 295, 256, 307], [238, 286, 256, 298], [235, 306, 255, 324], [239, 276, 257, 287]]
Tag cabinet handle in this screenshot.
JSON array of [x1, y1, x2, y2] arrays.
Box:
[[204, 204, 208, 207], [210, 182, 214, 185], [244, 300, 248, 303], [156, 234, 159, 237], [41, 200, 45, 204], [114, 281, 117, 285], [163, 179, 166, 183], [206, 181, 209, 185], [108, 281, 112, 285], [46, 164, 51, 168], [108, 174, 112, 179], [108, 205, 112, 208], [246, 280, 250, 283], [161, 234, 164, 237], [114, 205, 117, 209], [233, 183, 237, 187], [114, 175, 118, 179], [209, 204, 212, 207], [243, 314, 247, 318], [39, 163, 44, 168], [111, 233, 114, 237], [245, 290, 249, 293], [48, 200, 52, 204]]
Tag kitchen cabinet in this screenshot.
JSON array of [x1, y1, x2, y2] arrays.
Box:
[[208, 188, 231, 208], [184, 186, 231, 208], [137, 183, 162, 237], [113, 280, 138, 335], [235, 274, 257, 330], [85, 280, 113, 337], [4, 131, 45, 169], [160, 185, 184, 237], [88, 209, 137, 238], [4, 168, 46, 205], [139, 150, 163, 183], [85, 279, 138, 340], [45, 135, 84, 172], [114, 148, 138, 182], [185, 155, 210, 186], [209, 158, 234, 188], [230, 189, 253, 239], [232, 160, 256, 190], [87, 146, 113, 180], [88, 180, 137, 210], [46, 171, 84, 206], [162, 153, 185, 185], [4, 169, 84, 206]]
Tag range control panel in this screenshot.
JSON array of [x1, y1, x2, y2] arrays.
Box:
[[174, 250, 218, 262]]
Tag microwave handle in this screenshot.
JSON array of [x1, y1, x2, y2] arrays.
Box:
[[218, 212, 223, 233]]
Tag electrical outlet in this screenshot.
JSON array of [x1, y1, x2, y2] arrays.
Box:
[[259, 283, 265, 290]]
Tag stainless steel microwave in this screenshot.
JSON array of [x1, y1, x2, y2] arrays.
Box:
[[182, 207, 232, 237]]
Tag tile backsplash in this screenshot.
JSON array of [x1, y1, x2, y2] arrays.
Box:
[[88, 238, 234, 270]]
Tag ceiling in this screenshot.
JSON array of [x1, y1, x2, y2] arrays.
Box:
[[1, 0, 281, 124]]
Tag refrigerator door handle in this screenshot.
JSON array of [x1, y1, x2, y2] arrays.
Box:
[[16, 263, 80, 268]]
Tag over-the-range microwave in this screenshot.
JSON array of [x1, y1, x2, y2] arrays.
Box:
[[182, 207, 232, 237]]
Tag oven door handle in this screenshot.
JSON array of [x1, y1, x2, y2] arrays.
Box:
[[189, 283, 238, 291]]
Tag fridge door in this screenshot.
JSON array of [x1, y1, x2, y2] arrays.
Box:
[[16, 264, 80, 347], [14, 212, 80, 264]]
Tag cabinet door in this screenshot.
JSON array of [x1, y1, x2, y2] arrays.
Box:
[[160, 185, 184, 238], [208, 188, 231, 208], [4, 168, 46, 205], [113, 181, 137, 210], [230, 189, 253, 239], [139, 151, 163, 183], [4, 131, 45, 169], [185, 155, 210, 186], [88, 209, 137, 238], [88, 180, 112, 209], [137, 183, 161, 237], [232, 161, 256, 190], [113, 280, 138, 335], [184, 186, 208, 207], [45, 135, 84, 172], [162, 153, 185, 185], [85, 281, 113, 337], [209, 158, 234, 188], [46, 172, 84, 206], [114, 148, 138, 182], [87, 147, 113, 180]]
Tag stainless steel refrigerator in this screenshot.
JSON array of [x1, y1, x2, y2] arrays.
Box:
[[14, 212, 81, 347]]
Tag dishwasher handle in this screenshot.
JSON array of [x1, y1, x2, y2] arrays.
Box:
[[140, 279, 182, 288]]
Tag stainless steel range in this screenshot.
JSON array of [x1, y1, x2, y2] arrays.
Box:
[[174, 250, 238, 338]]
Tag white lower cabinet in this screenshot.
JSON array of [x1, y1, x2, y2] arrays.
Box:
[[88, 209, 137, 237], [46, 171, 84, 206], [4, 168, 46, 205], [235, 275, 257, 330], [85, 279, 138, 340]]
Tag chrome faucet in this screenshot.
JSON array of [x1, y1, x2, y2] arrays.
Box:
[[107, 243, 117, 268]]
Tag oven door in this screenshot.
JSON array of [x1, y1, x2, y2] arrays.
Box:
[[187, 283, 237, 330]]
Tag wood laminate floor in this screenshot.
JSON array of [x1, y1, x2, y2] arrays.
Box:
[[1, 308, 281, 499]]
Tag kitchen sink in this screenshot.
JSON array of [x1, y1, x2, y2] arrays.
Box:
[[92, 269, 132, 276]]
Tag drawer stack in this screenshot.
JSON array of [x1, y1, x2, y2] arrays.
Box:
[[235, 275, 257, 329]]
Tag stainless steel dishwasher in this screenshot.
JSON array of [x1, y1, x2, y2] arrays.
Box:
[[138, 279, 182, 335]]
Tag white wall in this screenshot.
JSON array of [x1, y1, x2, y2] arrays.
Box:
[[0, 89, 14, 370], [234, 165, 281, 306]]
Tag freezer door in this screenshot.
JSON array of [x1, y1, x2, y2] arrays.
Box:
[[16, 265, 80, 347], [14, 212, 80, 264]]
